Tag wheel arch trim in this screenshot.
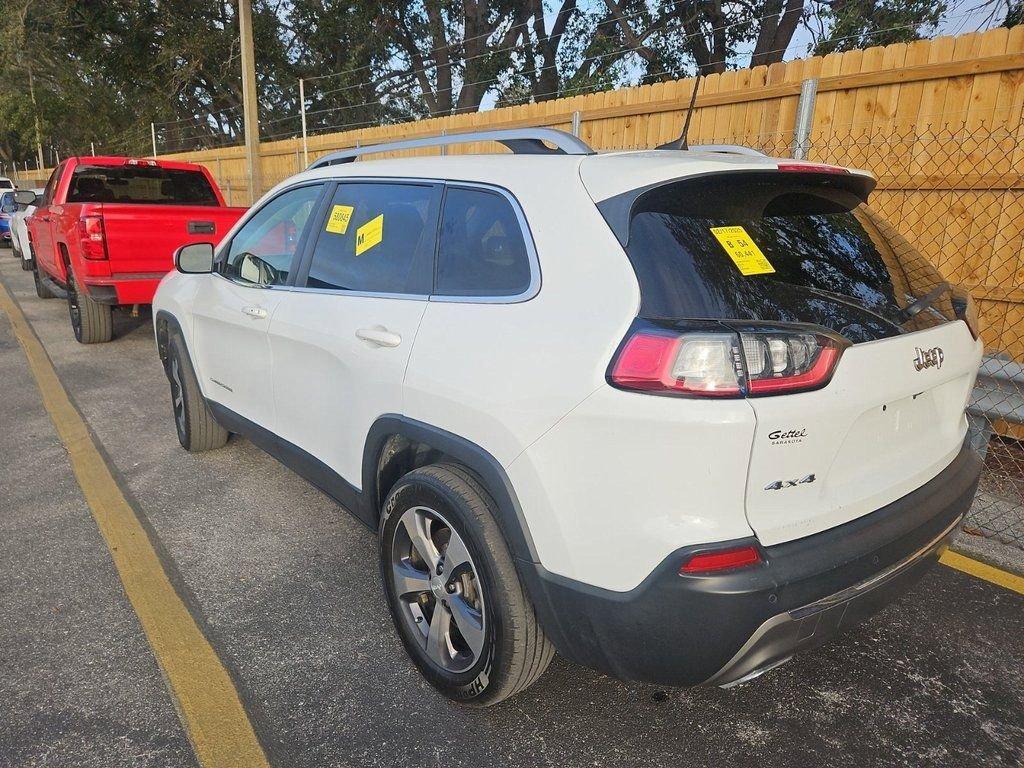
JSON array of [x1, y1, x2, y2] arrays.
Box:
[[362, 415, 540, 564], [154, 309, 185, 366]]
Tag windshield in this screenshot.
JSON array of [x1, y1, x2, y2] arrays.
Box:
[[67, 165, 219, 206], [619, 173, 954, 343]]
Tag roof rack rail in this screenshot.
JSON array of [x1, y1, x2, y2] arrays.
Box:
[[309, 128, 594, 169], [687, 144, 768, 157]]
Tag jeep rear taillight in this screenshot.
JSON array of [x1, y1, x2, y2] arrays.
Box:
[[611, 331, 742, 396], [609, 321, 845, 398], [78, 215, 108, 260], [740, 330, 843, 396]]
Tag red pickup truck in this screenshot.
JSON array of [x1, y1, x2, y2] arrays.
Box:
[[27, 156, 246, 343]]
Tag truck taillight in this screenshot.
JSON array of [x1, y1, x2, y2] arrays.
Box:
[[609, 321, 846, 398], [78, 215, 108, 260]]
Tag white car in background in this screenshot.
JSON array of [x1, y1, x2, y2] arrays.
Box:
[[10, 187, 44, 270], [152, 128, 984, 705]]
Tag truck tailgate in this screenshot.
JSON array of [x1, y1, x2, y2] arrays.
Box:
[[98, 204, 246, 272]]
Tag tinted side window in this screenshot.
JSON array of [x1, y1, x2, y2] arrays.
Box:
[[305, 183, 438, 294], [436, 187, 532, 297], [223, 184, 323, 287], [67, 165, 219, 206], [41, 164, 63, 205]]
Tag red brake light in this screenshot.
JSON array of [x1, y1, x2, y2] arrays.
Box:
[[609, 323, 844, 398], [776, 162, 850, 175], [680, 545, 762, 574], [124, 158, 159, 167], [740, 331, 843, 396], [78, 215, 108, 260], [610, 331, 741, 396]]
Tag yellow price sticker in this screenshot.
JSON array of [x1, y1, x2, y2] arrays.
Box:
[[355, 214, 384, 256], [325, 204, 354, 234], [710, 225, 775, 276]]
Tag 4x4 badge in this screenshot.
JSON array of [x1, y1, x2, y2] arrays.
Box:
[[914, 346, 944, 371], [764, 474, 815, 491]]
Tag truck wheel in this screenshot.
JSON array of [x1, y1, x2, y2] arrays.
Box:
[[33, 265, 57, 299], [380, 463, 554, 706], [66, 272, 113, 344], [166, 333, 229, 452], [20, 254, 33, 271]]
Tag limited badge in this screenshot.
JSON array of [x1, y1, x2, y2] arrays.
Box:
[[325, 204, 354, 234], [710, 225, 775, 276], [355, 214, 384, 256]]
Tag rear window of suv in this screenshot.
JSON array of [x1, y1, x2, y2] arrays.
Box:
[[619, 172, 955, 343], [67, 165, 219, 206]]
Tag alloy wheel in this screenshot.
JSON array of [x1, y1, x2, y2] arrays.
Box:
[[390, 506, 486, 673]]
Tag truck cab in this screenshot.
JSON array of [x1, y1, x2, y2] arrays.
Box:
[[27, 156, 246, 343]]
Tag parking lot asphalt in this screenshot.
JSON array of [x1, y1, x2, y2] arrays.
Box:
[[1, 251, 1023, 768]]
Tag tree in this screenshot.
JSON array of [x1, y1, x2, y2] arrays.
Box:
[[809, 0, 947, 55]]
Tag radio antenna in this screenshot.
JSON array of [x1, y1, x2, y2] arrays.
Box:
[[656, 72, 702, 151]]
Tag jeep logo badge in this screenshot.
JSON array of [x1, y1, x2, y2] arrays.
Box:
[[914, 346, 944, 371]]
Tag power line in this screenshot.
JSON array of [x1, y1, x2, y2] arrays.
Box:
[[304, 0, 779, 101]]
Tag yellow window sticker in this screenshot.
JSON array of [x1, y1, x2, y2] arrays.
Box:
[[325, 204, 354, 234], [710, 225, 775, 276], [355, 214, 384, 256]]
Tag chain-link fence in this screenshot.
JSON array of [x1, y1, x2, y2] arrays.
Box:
[[707, 116, 1024, 551]]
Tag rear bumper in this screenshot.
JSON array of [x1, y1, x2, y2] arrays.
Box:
[[520, 439, 981, 687], [83, 273, 165, 305]]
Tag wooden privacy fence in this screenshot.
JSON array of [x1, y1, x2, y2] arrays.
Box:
[[23, 27, 1024, 361]]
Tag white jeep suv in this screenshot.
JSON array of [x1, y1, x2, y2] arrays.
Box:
[[153, 128, 983, 705]]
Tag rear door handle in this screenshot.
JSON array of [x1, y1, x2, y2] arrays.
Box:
[[242, 306, 267, 319], [356, 327, 402, 347]]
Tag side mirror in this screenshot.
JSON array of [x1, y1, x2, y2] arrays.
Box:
[[14, 190, 38, 206], [175, 242, 215, 274]]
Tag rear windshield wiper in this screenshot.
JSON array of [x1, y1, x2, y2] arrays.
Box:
[[901, 282, 950, 321]]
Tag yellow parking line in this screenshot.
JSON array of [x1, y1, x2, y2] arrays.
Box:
[[0, 281, 271, 768], [941, 550, 1024, 595]]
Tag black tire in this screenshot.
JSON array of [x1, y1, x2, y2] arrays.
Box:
[[20, 255, 33, 271], [380, 463, 553, 706], [166, 333, 229, 452], [32, 264, 57, 299], [66, 269, 113, 344]]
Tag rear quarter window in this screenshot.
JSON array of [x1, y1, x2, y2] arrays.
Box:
[[435, 187, 533, 298]]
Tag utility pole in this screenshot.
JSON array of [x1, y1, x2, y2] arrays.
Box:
[[151, 123, 158, 157], [238, 0, 263, 200], [299, 77, 309, 167], [27, 65, 45, 170]]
